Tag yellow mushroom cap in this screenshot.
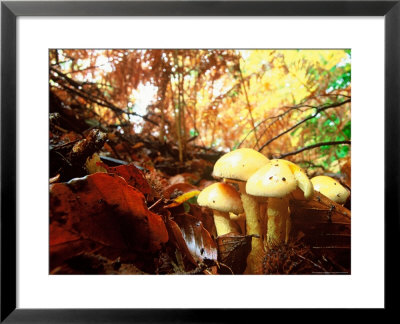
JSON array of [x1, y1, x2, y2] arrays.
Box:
[[197, 182, 244, 214], [311, 176, 350, 204], [281, 160, 314, 199], [246, 159, 297, 198], [212, 148, 269, 181]]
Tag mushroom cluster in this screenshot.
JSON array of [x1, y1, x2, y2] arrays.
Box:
[[197, 148, 315, 274], [211, 148, 269, 273], [246, 159, 314, 247]]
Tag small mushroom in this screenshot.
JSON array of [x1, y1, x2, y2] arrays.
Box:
[[197, 183, 244, 237], [311, 175, 350, 204], [212, 148, 269, 273], [246, 159, 313, 247]]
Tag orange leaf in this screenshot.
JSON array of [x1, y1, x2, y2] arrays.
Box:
[[104, 164, 153, 196], [164, 183, 198, 199], [50, 173, 168, 253]]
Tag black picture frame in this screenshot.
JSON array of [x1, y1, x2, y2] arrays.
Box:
[[1, 0, 398, 322]]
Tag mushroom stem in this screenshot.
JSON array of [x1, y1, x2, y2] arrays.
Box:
[[213, 210, 240, 237], [285, 209, 292, 244], [259, 201, 268, 248], [229, 212, 246, 235], [266, 197, 290, 246], [238, 182, 264, 273]]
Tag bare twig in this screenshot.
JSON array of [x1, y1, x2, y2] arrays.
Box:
[[236, 58, 260, 149], [277, 140, 351, 159], [293, 250, 329, 273], [295, 160, 327, 170], [259, 99, 351, 152], [238, 95, 351, 149], [237, 106, 304, 148], [50, 67, 159, 126]]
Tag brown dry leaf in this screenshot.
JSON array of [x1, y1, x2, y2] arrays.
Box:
[[69, 129, 107, 164], [166, 214, 217, 266], [50, 173, 168, 253], [168, 173, 200, 185], [51, 252, 146, 275], [103, 143, 115, 154], [187, 204, 217, 239], [290, 191, 351, 225], [50, 222, 99, 271], [131, 142, 145, 150], [166, 218, 197, 266], [290, 191, 351, 270], [216, 233, 253, 274], [60, 131, 82, 143], [163, 183, 198, 199], [198, 179, 216, 190], [104, 164, 153, 197], [341, 156, 351, 188]]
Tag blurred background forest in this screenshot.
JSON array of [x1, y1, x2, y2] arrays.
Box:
[[50, 49, 350, 180]]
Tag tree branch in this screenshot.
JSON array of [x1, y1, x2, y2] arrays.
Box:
[[237, 60, 260, 149], [238, 95, 350, 149], [50, 68, 159, 126], [276, 140, 351, 159], [258, 99, 351, 152]]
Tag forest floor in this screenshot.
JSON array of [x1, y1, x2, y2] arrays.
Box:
[[49, 109, 351, 275]]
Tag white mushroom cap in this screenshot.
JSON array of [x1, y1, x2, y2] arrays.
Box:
[[246, 159, 297, 198], [197, 182, 244, 214], [311, 176, 350, 204], [212, 148, 269, 182]]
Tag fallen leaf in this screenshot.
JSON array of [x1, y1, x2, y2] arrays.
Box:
[[131, 142, 145, 150], [217, 233, 253, 274], [50, 222, 98, 271], [50, 173, 168, 253], [168, 173, 200, 185], [164, 190, 200, 208], [186, 204, 217, 239], [198, 179, 216, 190], [166, 214, 217, 266], [163, 183, 198, 199], [290, 191, 351, 271], [51, 252, 146, 275], [290, 191, 351, 225], [104, 164, 153, 196]]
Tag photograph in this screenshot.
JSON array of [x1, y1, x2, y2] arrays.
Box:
[[49, 49, 351, 275]]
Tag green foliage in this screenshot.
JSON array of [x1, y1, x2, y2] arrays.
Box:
[[327, 54, 351, 91], [189, 128, 199, 137], [342, 121, 351, 139]]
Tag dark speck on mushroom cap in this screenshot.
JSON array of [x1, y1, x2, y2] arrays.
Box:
[[311, 175, 350, 204], [246, 159, 297, 198]]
